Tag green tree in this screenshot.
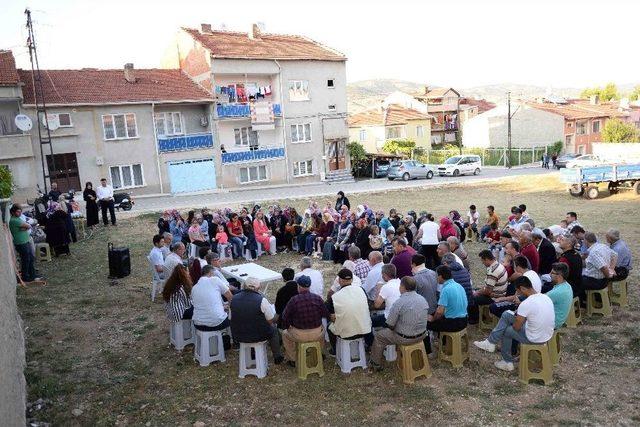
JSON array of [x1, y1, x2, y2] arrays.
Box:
[[580, 83, 619, 101], [601, 118, 640, 143], [629, 85, 640, 101], [0, 166, 13, 198], [382, 139, 415, 157], [347, 141, 368, 177]]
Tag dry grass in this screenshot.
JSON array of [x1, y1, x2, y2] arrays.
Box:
[[18, 175, 640, 425]]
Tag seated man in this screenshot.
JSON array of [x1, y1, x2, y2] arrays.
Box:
[[441, 253, 473, 306], [372, 264, 401, 328], [205, 252, 239, 293], [606, 228, 633, 281], [348, 246, 371, 281], [447, 236, 470, 270], [427, 265, 468, 335], [470, 249, 508, 323], [327, 268, 372, 355], [369, 276, 429, 371], [163, 242, 185, 279], [519, 231, 540, 273], [547, 262, 574, 329], [230, 277, 284, 364], [488, 256, 541, 318], [281, 275, 330, 366], [274, 268, 298, 329], [411, 254, 438, 316], [191, 265, 234, 331], [327, 260, 362, 301], [532, 228, 557, 276], [294, 256, 324, 297], [557, 235, 583, 297], [149, 234, 165, 279], [436, 241, 463, 267], [161, 232, 173, 258], [390, 237, 414, 279], [581, 232, 617, 301], [362, 251, 384, 301], [474, 276, 555, 372]]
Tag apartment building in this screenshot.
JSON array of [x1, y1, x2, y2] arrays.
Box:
[[162, 23, 351, 187]]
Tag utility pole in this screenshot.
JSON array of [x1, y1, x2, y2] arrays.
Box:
[[25, 8, 55, 194], [507, 91, 512, 169]]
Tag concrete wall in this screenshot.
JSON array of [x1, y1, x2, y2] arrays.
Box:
[[0, 223, 27, 426], [592, 142, 640, 162]]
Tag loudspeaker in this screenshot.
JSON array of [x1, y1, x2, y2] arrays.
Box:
[[108, 242, 131, 279]]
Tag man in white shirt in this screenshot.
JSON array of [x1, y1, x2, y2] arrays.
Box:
[[372, 264, 401, 327], [467, 204, 480, 239], [205, 252, 239, 293], [191, 265, 233, 331], [149, 234, 165, 279], [96, 178, 116, 226], [363, 251, 384, 301], [294, 256, 324, 297], [436, 241, 463, 267], [416, 215, 440, 269], [163, 242, 185, 279], [474, 276, 555, 372]]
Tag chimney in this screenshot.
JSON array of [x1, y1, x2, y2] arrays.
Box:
[[248, 23, 262, 40], [590, 94, 599, 105], [123, 63, 136, 84], [201, 23, 212, 33]]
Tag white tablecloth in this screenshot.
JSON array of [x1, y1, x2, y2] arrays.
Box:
[[221, 262, 282, 293]]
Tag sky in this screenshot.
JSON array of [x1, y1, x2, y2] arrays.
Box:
[[2, 0, 639, 89]]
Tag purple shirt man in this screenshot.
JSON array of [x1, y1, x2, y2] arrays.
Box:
[[390, 238, 414, 279]]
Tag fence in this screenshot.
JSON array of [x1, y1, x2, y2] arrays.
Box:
[[414, 146, 551, 167]]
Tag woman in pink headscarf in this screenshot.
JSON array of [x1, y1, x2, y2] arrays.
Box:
[[439, 216, 458, 241], [253, 210, 272, 253]]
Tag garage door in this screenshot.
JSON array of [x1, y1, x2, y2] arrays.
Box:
[[168, 158, 217, 193]]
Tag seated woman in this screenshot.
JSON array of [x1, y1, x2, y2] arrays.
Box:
[[162, 264, 194, 323], [315, 212, 335, 254], [304, 213, 322, 256], [284, 208, 302, 251], [296, 210, 313, 253], [253, 210, 274, 254], [188, 218, 209, 250]]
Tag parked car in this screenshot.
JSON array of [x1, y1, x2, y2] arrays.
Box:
[[438, 155, 482, 176], [554, 153, 580, 169], [354, 159, 392, 178], [387, 160, 435, 181], [566, 154, 605, 169]]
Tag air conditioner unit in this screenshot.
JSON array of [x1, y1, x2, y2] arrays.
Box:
[[96, 156, 104, 166]]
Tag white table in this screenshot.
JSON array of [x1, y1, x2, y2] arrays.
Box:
[[221, 262, 282, 294]]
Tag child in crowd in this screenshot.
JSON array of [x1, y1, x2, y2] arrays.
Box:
[[369, 224, 383, 250], [484, 222, 501, 244], [215, 224, 228, 245]]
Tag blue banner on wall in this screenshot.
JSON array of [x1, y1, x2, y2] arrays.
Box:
[[158, 134, 214, 153], [221, 147, 285, 164]]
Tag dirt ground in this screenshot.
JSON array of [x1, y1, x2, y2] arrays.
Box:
[[18, 175, 640, 426]]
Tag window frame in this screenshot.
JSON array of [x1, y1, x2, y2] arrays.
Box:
[[292, 159, 314, 177], [416, 125, 424, 137], [290, 123, 312, 143], [386, 126, 402, 139], [591, 120, 600, 133], [288, 80, 310, 102], [576, 120, 588, 135], [327, 79, 335, 89], [359, 129, 367, 142], [102, 113, 138, 140], [239, 165, 268, 184], [154, 111, 184, 137], [234, 126, 259, 147], [109, 163, 145, 189], [57, 113, 73, 128]]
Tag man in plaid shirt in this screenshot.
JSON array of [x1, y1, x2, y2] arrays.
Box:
[[581, 232, 617, 301], [281, 275, 329, 366], [348, 246, 371, 281]]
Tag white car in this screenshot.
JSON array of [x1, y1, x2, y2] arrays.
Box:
[[566, 154, 605, 169], [438, 155, 482, 176]]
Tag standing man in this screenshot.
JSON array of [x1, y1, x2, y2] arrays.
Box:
[[47, 182, 62, 202], [9, 204, 40, 283], [96, 178, 116, 226]]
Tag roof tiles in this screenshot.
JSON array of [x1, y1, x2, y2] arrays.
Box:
[[349, 104, 432, 127], [0, 50, 20, 86]]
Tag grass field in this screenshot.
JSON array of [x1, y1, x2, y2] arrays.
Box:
[[18, 175, 640, 425]]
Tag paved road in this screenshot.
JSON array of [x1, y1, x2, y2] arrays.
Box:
[[123, 167, 556, 216]]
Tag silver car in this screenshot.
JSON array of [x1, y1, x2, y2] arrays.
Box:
[[387, 160, 435, 181]]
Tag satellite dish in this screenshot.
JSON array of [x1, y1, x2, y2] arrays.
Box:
[[15, 114, 33, 132], [41, 113, 60, 130]]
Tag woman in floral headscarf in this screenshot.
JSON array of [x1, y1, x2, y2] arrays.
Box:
[[45, 202, 71, 256]]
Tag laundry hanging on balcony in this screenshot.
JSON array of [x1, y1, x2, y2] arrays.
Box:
[[250, 101, 276, 130]]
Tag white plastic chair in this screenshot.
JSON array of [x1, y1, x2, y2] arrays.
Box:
[[170, 319, 195, 351], [336, 337, 367, 373], [194, 329, 226, 366], [238, 341, 269, 379], [384, 344, 397, 362]]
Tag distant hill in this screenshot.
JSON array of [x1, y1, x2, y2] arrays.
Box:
[[347, 79, 428, 113]]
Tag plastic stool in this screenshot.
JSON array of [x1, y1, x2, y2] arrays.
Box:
[[188, 243, 198, 259], [564, 297, 582, 328], [296, 341, 324, 380], [519, 342, 554, 385], [239, 341, 268, 379], [194, 329, 225, 366], [397, 341, 431, 384], [438, 328, 469, 368], [35, 243, 52, 262], [548, 330, 561, 366], [586, 288, 612, 317], [384, 345, 397, 362], [268, 236, 277, 255], [335, 337, 367, 373], [170, 319, 195, 351], [608, 280, 628, 308], [218, 244, 230, 262], [479, 305, 497, 330]]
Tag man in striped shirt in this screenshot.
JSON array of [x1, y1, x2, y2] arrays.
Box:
[[469, 250, 508, 323]]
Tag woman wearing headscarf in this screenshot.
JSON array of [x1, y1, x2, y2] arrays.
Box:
[[322, 213, 341, 261], [284, 207, 302, 251], [269, 206, 287, 250], [82, 182, 99, 228], [315, 212, 335, 255], [335, 191, 350, 211], [439, 216, 458, 241], [354, 218, 372, 260], [45, 202, 71, 256], [57, 195, 77, 244], [332, 213, 354, 264], [449, 210, 466, 242], [253, 210, 273, 254]]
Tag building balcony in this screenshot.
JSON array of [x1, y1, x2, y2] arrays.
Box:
[[158, 132, 214, 153], [215, 103, 282, 119], [0, 133, 34, 160], [221, 145, 285, 164]]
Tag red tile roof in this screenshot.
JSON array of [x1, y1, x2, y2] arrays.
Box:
[[461, 98, 496, 114], [0, 50, 20, 86], [183, 27, 346, 61], [527, 99, 626, 120], [18, 68, 212, 105], [349, 105, 431, 127]]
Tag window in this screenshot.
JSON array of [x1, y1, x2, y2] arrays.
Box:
[[288, 80, 310, 101], [592, 120, 600, 133], [576, 121, 587, 135], [102, 113, 138, 140], [567, 122, 573, 128], [239, 165, 268, 184], [416, 125, 424, 137], [58, 113, 72, 127], [291, 123, 312, 143], [154, 112, 183, 137], [359, 129, 367, 142], [565, 135, 574, 146], [109, 163, 144, 189], [234, 126, 258, 147], [327, 79, 335, 88], [328, 104, 336, 111], [293, 160, 314, 177], [386, 126, 402, 139]]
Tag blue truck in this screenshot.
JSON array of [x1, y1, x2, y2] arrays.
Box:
[[560, 163, 640, 199]]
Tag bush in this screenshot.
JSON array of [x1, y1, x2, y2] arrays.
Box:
[[0, 167, 13, 198], [347, 141, 368, 177], [382, 139, 415, 157]]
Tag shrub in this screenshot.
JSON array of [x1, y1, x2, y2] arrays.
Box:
[[0, 167, 13, 198]]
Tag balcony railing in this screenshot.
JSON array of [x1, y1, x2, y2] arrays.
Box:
[[0, 133, 33, 160], [221, 146, 285, 164], [158, 132, 214, 153], [216, 103, 282, 119]]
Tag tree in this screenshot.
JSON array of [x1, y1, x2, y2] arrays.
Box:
[[347, 141, 368, 177], [382, 139, 415, 157], [601, 118, 640, 143], [580, 83, 619, 101], [0, 166, 13, 198], [629, 85, 640, 101]]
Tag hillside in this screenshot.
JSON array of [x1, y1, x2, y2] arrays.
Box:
[[347, 79, 428, 113]]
